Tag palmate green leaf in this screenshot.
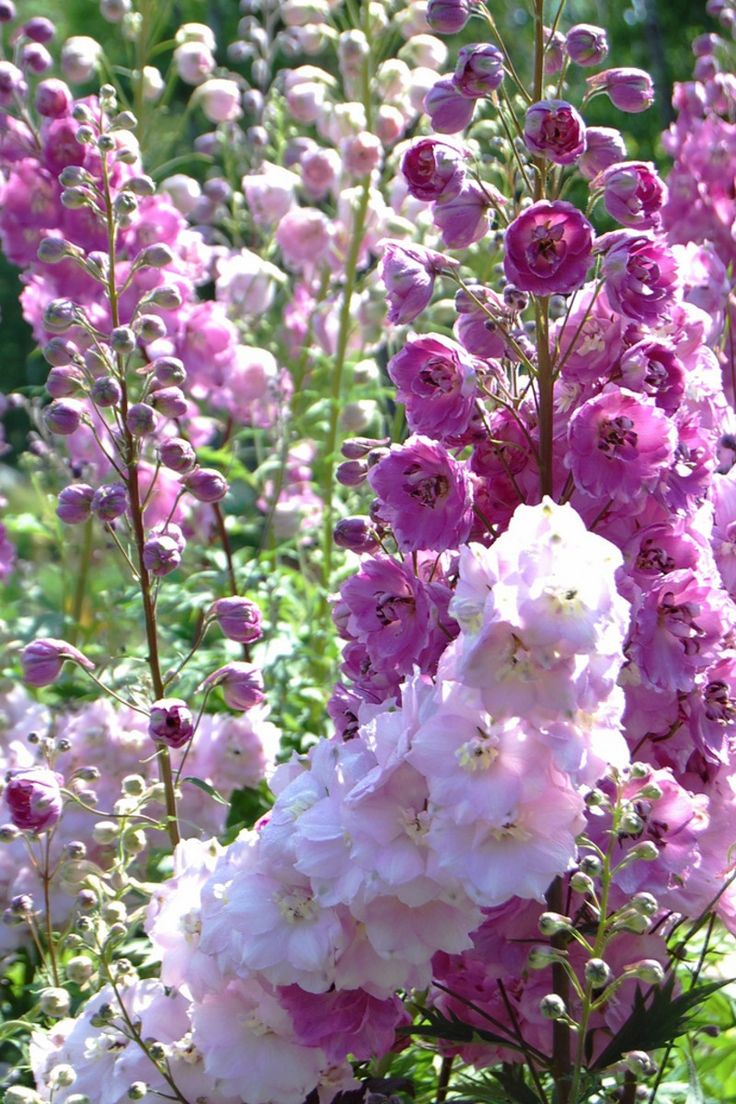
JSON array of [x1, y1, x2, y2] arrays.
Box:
[[448, 1067, 544, 1104], [402, 1007, 523, 1055], [593, 976, 735, 1070]]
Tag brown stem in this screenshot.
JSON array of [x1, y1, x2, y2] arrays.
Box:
[[436, 1056, 453, 1104], [100, 151, 179, 849]]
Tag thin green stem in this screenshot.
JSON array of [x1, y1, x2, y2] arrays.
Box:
[[68, 518, 94, 645]]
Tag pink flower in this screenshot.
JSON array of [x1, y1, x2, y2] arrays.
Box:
[[601, 161, 667, 228], [194, 78, 242, 122], [275, 208, 332, 271], [630, 571, 731, 693], [148, 698, 194, 749], [523, 100, 587, 165], [21, 638, 95, 687], [602, 233, 680, 324], [5, 767, 63, 832], [367, 436, 473, 553], [503, 200, 593, 296], [388, 332, 478, 440], [618, 340, 685, 414], [566, 388, 676, 502], [379, 241, 456, 325], [279, 986, 408, 1063], [401, 137, 467, 202], [427, 0, 473, 34]]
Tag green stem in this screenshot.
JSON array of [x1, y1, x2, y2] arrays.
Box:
[[320, 176, 372, 594], [68, 518, 93, 645], [535, 297, 554, 498]]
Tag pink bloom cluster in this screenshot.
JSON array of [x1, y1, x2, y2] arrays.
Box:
[[0, 687, 279, 950]]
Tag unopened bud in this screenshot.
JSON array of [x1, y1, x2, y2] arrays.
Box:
[[102, 900, 127, 924], [629, 761, 651, 780], [538, 912, 572, 936], [639, 782, 663, 801], [631, 891, 658, 916], [619, 810, 644, 835], [49, 1065, 76, 1088], [92, 820, 119, 845], [66, 954, 95, 983], [122, 774, 146, 796], [528, 944, 564, 969], [540, 994, 568, 1020], [584, 958, 612, 987], [570, 871, 595, 895], [39, 986, 71, 1017], [622, 1051, 657, 1077], [628, 840, 659, 861], [623, 959, 665, 985], [127, 1084, 147, 1101]]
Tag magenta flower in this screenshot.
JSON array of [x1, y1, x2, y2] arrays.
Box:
[[452, 44, 505, 97], [388, 333, 478, 440], [149, 698, 194, 749], [602, 233, 679, 324], [424, 79, 475, 134], [454, 285, 508, 358], [400, 138, 466, 202], [211, 597, 263, 643], [279, 986, 407, 1063], [523, 100, 587, 165], [158, 437, 196, 473], [631, 570, 730, 693], [601, 161, 667, 228], [619, 340, 685, 414], [367, 436, 473, 553], [21, 637, 95, 687], [503, 200, 593, 296], [200, 662, 265, 710], [586, 67, 655, 113], [379, 242, 456, 326], [5, 767, 63, 833], [566, 388, 676, 502]]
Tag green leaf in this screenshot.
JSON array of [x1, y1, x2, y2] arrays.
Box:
[[593, 976, 736, 1070], [685, 1038, 706, 1104], [181, 776, 229, 805]]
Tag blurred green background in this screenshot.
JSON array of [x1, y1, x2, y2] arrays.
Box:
[[0, 0, 716, 452]]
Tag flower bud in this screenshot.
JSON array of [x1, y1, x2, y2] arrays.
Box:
[[39, 986, 71, 1017], [151, 356, 187, 386], [619, 810, 644, 835], [91, 483, 128, 522], [569, 871, 595, 895], [200, 662, 265, 710], [0, 2, 15, 21], [148, 285, 183, 310], [211, 597, 263, 643], [539, 994, 568, 1020], [149, 698, 194, 748], [424, 78, 474, 134], [49, 1065, 76, 1089], [623, 959, 665, 984], [584, 958, 612, 987], [66, 955, 95, 983], [183, 468, 229, 503], [527, 944, 564, 969], [21, 638, 94, 687], [61, 36, 102, 83], [631, 891, 658, 916], [92, 820, 119, 845], [127, 1085, 147, 1101], [622, 1051, 657, 1077], [336, 459, 368, 486], [142, 536, 182, 577], [158, 437, 196, 473], [586, 67, 655, 113], [44, 298, 78, 332], [334, 516, 380, 554], [126, 402, 156, 437], [453, 43, 504, 97], [152, 386, 188, 418], [0, 824, 21, 842], [90, 375, 122, 407], [194, 78, 242, 123], [43, 338, 78, 367], [4, 1089, 43, 1104], [38, 236, 73, 264], [57, 484, 95, 525], [565, 24, 608, 66], [538, 911, 572, 936], [45, 399, 83, 435], [427, 0, 473, 34], [122, 774, 146, 796], [134, 315, 167, 342], [46, 365, 85, 398]]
